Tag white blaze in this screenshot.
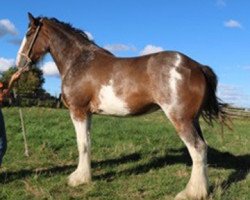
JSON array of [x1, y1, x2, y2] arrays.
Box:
[[98, 80, 130, 116], [16, 36, 27, 66]]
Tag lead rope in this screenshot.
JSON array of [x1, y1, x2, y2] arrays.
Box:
[[4, 66, 28, 95], [13, 87, 30, 157], [6, 19, 44, 94], [4, 19, 44, 156]]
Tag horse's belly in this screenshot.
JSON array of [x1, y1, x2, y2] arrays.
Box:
[[93, 80, 158, 116], [97, 101, 130, 116], [95, 82, 131, 116]]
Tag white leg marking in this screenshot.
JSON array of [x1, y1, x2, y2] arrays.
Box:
[[98, 80, 130, 116], [175, 137, 208, 200], [16, 36, 27, 66], [68, 114, 92, 187]]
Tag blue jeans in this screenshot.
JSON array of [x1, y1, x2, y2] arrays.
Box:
[[0, 109, 7, 166]]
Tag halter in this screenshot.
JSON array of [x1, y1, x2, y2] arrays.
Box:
[[5, 19, 44, 102], [17, 18, 44, 73]]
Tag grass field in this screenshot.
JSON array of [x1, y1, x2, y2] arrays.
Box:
[[0, 107, 249, 200]]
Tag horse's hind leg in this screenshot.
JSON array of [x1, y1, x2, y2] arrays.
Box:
[[162, 109, 208, 200], [68, 111, 92, 187], [176, 120, 208, 200]]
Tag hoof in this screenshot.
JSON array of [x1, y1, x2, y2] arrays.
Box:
[[175, 190, 188, 200], [175, 188, 208, 200], [68, 170, 91, 187]]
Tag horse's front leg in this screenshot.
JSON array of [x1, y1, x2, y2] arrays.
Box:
[[68, 111, 92, 187]]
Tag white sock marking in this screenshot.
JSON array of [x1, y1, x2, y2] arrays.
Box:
[[70, 114, 91, 183], [181, 137, 208, 197]]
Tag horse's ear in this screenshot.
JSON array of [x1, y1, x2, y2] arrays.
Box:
[[28, 12, 36, 25]]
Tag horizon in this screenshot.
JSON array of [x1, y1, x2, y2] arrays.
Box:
[[0, 0, 249, 108]]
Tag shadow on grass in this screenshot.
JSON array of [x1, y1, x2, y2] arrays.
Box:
[[0, 153, 141, 184], [96, 147, 250, 189], [0, 147, 249, 193]]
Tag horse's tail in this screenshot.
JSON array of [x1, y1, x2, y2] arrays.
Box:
[[200, 66, 230, 128]]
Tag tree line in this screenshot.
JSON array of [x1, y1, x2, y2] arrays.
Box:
[[0, 66, 63, 108]]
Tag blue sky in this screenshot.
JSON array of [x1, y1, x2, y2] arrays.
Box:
[[0, 0, 249, 108]]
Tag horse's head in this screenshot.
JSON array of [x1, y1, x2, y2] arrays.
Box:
[[16, 13, 49, 69]]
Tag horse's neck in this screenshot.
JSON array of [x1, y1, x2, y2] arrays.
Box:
[[47, 26, 109, 78], [49, 38, 84, 76]]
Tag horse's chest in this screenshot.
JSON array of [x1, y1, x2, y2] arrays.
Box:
[[94, 82, 130, 116]]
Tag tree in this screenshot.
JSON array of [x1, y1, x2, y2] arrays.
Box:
[[0, 65, 59, 107], [0, 65, 45, 98]]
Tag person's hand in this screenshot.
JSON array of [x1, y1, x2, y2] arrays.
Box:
[[0, 89, 9, 103], [0, 92, 3, 103], [0, 82, 10, 103], [0, 83, 4, 103], [0, 82, 3, 102]]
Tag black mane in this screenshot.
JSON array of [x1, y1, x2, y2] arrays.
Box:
[[39, 16, 113, 55], [49, 17, 92, 42]]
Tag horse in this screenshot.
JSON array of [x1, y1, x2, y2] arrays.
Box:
[[15, 13, 227, 200]]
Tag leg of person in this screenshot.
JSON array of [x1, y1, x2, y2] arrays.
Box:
[[0, 109, 7, 166]]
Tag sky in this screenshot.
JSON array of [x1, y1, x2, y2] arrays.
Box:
[[0, 0, 249, 108]]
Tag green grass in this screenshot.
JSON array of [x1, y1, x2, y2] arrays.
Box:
[[0, 107, 249, 200]]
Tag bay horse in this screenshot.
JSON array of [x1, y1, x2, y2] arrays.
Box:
[[16, 13, 227, 200]]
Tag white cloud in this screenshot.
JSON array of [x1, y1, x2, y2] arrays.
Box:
[[224, 20, 242, 29], [216, 0, 226, 7], [140, 44, 164, 55], [104, 44, 137, 53], [218, 84, 250, 108], [0, 19, 18, 37], [0, 57, 15, 72], [8, 38, 22, 46], [84, 31, 94, 41], [41, 61, 59, 76]]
